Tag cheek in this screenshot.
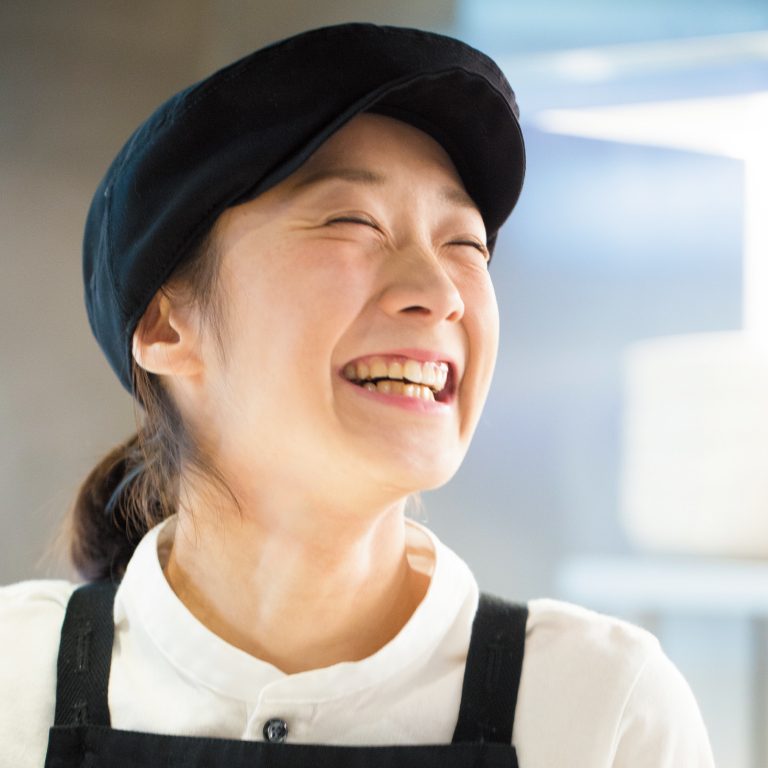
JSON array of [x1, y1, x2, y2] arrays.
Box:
[[477, 282, 500, 366], [456, 266, 499, 366], [456, 270, 499, 427], [220, 240, 373, 402]]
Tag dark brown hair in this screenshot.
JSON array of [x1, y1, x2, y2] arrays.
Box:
[[70, 229, 229, 581]]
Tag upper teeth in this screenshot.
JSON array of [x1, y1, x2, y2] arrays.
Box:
[[343, 357, 449, 392]]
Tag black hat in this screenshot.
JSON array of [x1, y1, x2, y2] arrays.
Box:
[[84, 23, 525, 393]]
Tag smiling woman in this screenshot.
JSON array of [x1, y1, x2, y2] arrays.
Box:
[[132, 114, 492, 672], [0, 23, 713, 768]]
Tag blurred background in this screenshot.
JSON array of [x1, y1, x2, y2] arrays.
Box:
[[3, 0, 768, 765]]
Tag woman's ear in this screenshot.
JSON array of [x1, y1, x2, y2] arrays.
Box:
[[132, 290, 205, 377]]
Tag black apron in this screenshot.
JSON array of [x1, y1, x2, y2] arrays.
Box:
[[44, 581, 527, 767]]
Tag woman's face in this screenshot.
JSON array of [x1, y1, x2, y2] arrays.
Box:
[[191, 113, 499, 507]]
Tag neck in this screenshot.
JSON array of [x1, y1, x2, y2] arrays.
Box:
[[163, 487, 430, 674]]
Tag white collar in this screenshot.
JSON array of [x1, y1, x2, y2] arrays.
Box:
[[114, 515, 476, 703]]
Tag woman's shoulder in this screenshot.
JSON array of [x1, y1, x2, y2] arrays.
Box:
[[0, 580, 77, 768], [523, 596, 676, 704], [525, 597, 660, 664], [0, 578, 76, 645], [518, 598, 714, 767], [0, 577, 77, 603]]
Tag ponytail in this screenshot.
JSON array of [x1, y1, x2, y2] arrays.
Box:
[[70, 433, 153, 580], [70, 368, 184, 580], [69, 229, 227, 581]]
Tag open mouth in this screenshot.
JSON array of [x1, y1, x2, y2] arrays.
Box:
[[342, 356, 452, 402]]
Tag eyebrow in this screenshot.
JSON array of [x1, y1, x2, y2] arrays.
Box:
[[293, 167, 386, 188], [294, 166, 479, 211], [440, 185, 477, 210]]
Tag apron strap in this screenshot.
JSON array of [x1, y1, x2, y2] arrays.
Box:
[[52, 582, 526, 744], [54, 580, 119, 727], [451, 594, 528, 745]]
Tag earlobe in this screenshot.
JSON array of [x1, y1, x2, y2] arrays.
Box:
[[132, 291, 204, 377]]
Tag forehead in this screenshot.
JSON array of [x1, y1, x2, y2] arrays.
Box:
[[215, 113, 484, 238], [287, 113, 475, 205]]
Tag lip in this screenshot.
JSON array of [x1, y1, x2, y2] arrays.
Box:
[[338, 347, 459, 410]]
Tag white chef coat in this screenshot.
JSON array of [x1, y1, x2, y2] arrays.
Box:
[[0, 517, 714, 768]]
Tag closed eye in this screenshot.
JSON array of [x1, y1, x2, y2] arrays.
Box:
[[449, 239, 489, 260], [327, 216, 380, 230]]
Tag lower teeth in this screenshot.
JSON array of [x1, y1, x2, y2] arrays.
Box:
[[360, 380, 435, 400]]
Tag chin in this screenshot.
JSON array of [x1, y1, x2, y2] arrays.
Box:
[[380, 451, 465, 495]]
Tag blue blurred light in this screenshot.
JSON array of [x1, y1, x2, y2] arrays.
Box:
[[457, 0, 768, 57]]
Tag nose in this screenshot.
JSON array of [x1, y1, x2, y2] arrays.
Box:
[[377, 244, 465, 325]]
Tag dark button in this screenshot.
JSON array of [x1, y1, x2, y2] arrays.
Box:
[[263, 718, 288, 744]]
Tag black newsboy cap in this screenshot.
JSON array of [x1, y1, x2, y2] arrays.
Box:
[[84, 23, 526, 393]]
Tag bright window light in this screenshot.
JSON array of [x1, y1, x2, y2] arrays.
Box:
[[535, 89, 768, 556], [536, 92, 768, 342]]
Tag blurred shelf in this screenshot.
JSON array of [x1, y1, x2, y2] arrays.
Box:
[[557, 555, 768, 616]]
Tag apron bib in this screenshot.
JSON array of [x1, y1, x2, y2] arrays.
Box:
[[44, 581, 527, 767]]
